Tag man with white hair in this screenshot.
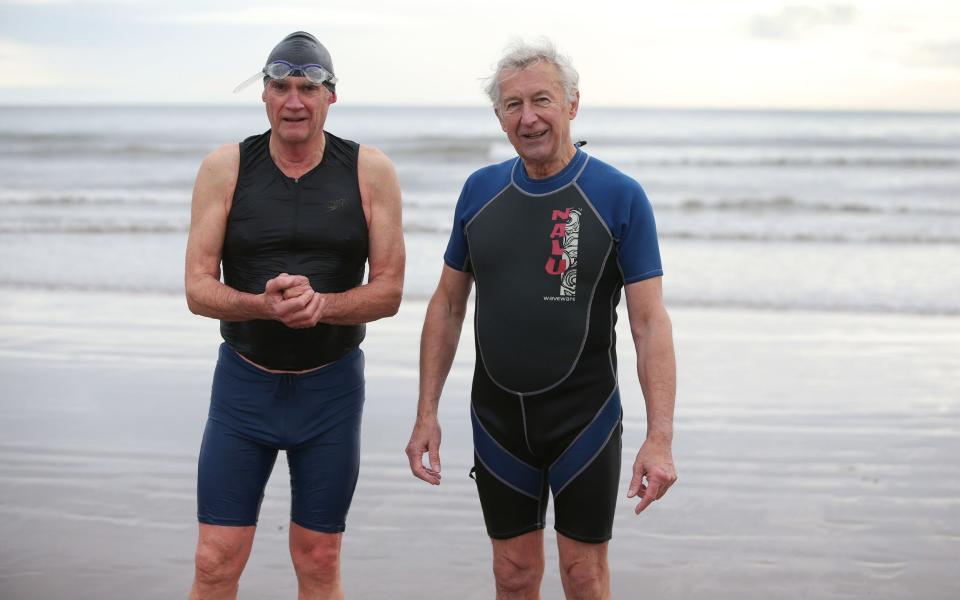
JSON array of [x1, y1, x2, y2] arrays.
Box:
[[407, 40, 677, 599]]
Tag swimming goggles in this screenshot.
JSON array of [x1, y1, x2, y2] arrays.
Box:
[[234, 61, 338, 93]]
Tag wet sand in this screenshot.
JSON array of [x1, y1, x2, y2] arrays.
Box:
[[1, 289, 958, 599]]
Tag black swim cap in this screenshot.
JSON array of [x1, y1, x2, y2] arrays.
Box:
[[265, 31, 336, 91]]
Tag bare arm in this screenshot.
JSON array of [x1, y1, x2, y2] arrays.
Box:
[[184, 145, 316, 324], [285, 145, 405, 327], [405, 265, 474, 485], [624, 276, 678, 514]]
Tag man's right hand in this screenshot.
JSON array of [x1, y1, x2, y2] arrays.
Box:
[[262, 273, 317, 328], [406, 415, 442, 485]]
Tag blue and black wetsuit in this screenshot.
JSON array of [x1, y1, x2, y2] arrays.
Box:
[[444, 148, 662, 543], [197, 130, 368, 534]]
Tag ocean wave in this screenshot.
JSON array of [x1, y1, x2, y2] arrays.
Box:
[[2, 143, 212, 158], [0, 281, 955, 316], [661, 231, 960, 244], [670, 196, 960, 216], [380, 138, 497, 159], [0, 223, 188, 234], [628, 156, 960, 168], [388, 222, 960, 244], [0, 191, 190, 206], [0, 222, 448, 235]]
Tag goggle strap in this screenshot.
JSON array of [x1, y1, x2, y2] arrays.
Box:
[[233, 70, 266, 94]]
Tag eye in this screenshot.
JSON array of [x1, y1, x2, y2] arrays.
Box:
[[300, 84, 321, 95], [503, 100, 522, 114], [535, 96, 551, 106], [270, 80, 288, 92]]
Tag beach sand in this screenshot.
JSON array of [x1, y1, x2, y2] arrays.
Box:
[[1, 289, 958, 599]]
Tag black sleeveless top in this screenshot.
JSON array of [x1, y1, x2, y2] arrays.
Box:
[[220, 130, 368, 370]]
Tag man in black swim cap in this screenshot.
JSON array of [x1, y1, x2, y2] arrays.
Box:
[[186, 31, 404, 599]]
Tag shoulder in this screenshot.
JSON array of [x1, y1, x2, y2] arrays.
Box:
[[357, 144, 399, 195], [578, 154, 645, 199], [358, 144, 396, 175], [466, 157, 514, 187], [357, 144, 400, 211], [202, 143, 240, 172], [577, 154, 656, 240], [196, 143, 240, 190], [459, 157, 514, 202]]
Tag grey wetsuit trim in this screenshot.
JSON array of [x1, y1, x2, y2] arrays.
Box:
[[508, 155, 591, 198], [519, 393, 536, 456]]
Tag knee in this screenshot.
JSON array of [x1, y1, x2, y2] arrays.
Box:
[[561, 556, 608, 596], [493, 553, 543, 594], [291, 537, 341, 584], [194, 539, 245, 587]]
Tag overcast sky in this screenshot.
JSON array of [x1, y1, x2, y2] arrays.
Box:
[[1, 0, 958, 110]]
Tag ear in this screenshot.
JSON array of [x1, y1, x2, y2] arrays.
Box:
[[261, 86, 267, 103], [328, 89, 337, 104], [568, 90, 580, 120]]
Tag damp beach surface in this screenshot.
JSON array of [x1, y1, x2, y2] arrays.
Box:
[[1, 105, 958, 597], [0, 290, 958, 599]]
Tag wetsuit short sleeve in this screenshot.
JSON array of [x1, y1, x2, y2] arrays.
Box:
[[617, 183, 663, 284], [577, 160, 663, 284], [443, 177, 473, 272]]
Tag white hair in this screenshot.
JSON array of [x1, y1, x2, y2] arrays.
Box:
[[484, 38, 579, 106]]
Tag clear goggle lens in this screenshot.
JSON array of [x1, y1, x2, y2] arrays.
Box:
[[233, 61, 338, 93]]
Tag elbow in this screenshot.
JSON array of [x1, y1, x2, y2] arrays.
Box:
[[383, 288, 403, 317], [185, 292, 201, 316], [631, 308, 672, 341], [184, 282, 203, 316]]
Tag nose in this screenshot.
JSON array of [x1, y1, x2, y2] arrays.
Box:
[[519, 102, 539, 127], [284, 87, 305, 110]]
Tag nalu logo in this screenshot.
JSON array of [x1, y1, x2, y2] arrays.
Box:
[[544, 208, 581, 301]]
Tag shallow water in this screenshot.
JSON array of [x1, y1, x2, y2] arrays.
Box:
[[0, 291, 958, 599]]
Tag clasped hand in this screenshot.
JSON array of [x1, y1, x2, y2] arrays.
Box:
[[263, 273, 327, 329]]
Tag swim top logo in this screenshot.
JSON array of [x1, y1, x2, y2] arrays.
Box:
[[544, 208, 581, 301]]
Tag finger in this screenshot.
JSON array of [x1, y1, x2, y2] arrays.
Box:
[[654, 473, 676, 500], [428, 446, 441, 475], [627, 464, 645, 498], [627, 475, 641, 498], [294, 293, 323, 326], [282, 283, 312, 300], [287, 274, 309, 286], [406, 445, 439, 485], [271, 273, 294, 287], [278, 289, 316, 316], [635, 479, 662, 515]]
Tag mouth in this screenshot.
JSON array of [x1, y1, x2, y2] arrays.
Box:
[[521, 130, 548, 140], [281, 116, 308, 124]]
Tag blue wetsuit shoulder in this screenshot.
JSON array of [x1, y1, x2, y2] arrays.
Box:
[[444, 158, 515, 271], [576, 156, 664, 284]]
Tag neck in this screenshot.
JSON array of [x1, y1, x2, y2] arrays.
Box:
[[269, 131, 326, 178], [522, 142, 577, 179]]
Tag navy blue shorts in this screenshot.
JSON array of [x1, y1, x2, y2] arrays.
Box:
[[197, 343, 365, 533]]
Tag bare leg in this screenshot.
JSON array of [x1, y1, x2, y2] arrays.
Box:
[[189, 524, 256, 600], [556, 532, 610, 600], [491, 529, 545, 600], [289, 523, 344, 600]]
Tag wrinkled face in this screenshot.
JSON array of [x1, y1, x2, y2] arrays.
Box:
[[495, 61, 579, 174], [262, 76, 336, 145]]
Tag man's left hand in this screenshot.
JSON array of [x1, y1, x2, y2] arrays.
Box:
[[627, 439, 677, 515], [278, 279, 329, 329]]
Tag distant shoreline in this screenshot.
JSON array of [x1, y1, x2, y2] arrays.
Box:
[[1, 104, 958, 116]]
